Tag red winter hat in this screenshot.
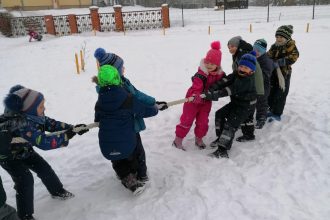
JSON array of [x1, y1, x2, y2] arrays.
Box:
[[204, 41, 222, 67]]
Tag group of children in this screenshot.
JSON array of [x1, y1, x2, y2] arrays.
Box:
[[0, 24, 299, 219], [173, 24, 299, 158]]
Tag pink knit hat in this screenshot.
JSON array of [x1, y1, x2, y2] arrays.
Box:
[[204, 41, 222, 67]]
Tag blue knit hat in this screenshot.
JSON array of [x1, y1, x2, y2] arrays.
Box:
[[94, 48, 124, 75], [253, 39, 267, 56], [238, 51, 257, 72], [4, 86, 44, 116]]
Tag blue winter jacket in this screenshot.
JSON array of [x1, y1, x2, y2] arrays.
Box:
[[96, 76, 156, 133], [94, 85, 158, 161]]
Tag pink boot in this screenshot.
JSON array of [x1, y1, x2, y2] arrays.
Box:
[[172, 136, 185, 151], [195, 137, 206, 149]]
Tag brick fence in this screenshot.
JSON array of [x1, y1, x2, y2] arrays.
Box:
[[0, 4, 170, 37]]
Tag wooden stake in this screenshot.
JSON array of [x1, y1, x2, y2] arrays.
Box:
[[93, 29, 96, 36], [306, 23, 310, 33], [80, 50, 85, 71], [249, 24, 252, 33], [96, 60, 100, 71], [163, 27, 165, 35], [208, 25, 211, 35], [75, 53, 80, 74]]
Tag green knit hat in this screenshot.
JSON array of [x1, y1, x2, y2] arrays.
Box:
[[98, 65, 121, 87]]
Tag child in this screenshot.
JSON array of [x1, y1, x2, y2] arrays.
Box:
[[219, 36, 263, 143], [27, 29, 42, 42], [94, 48, 167, 183], [173, 41, 225, 150], [267, 25, 299, 121], [94, 65, 158, 195], [1, 85, 88, 220], [253, 39, 275, 129], [203, 52, 257, 158]]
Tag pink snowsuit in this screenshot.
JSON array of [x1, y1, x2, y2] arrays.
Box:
[[175, 60, 225, 139]]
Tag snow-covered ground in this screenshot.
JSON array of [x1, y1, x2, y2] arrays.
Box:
[[1, 5, 330, 220]]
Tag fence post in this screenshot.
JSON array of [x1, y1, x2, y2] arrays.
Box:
[[68, 14, 78, 34], [0, 14, 12, 37], [114, 5, 124, 32], [44, 15, 56, 35], [161, 4, 170, 28], [89, 6, 101, 31]]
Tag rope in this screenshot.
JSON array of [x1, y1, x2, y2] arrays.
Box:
[[11, 122, 99, 144], [165, 94, 206, 108]]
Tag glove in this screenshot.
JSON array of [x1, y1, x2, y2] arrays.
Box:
[[65, 127, 76, 140], [91, 76, 98, 84], [192, 94, 203, 104], [276, 67, 286, 91], [277, 58, 286, 67], [74, 124, 89, 135], [203, 90, 216, 101], [155, 101, 168, 111], [273, 61, 279, 69]]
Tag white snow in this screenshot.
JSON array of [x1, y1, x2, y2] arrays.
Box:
[[1, 5, 330, 220]]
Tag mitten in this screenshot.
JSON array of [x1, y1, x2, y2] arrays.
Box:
[[91, 76, 98, 84], [156, 101, 168, 111], [74, 124, 89, 135], [276, 67, 286, 91], [273, 61, 279, 69], [277, 58, 286, 67], [65, 127, 76, 140]]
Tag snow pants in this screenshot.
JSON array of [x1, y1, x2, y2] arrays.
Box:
[[268, 71, 291, 116], [215, 101, 256, 150], [0, 150, 64, 218], [175, 101, 212, 139], [256, 75, 271, 122]]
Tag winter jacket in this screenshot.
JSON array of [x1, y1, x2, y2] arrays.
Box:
[[186, 59, 225, 99], [0, 113, 71, 161], [267, 39, 299, 75], [232, 39, 264, 95], [94, 85, 158, 161], [257, 53, 275, 86], [208, 72, 257, 107], [96, 76, 156, 133]]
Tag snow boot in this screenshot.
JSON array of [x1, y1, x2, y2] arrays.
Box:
[[122, 173, 146, 196], [172, 136, 185, 151], [137, 174, 149, 184], [209, 147, 229, 158], [21, 214, 35, 220], [255, 119, 266, 129], [268, 114, 281, 122], [236, 135, 255, 142], [209, 137, 220, 148], [51, 189, 75, 200], [195, 137, 206, 149]]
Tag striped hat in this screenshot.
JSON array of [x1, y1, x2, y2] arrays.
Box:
[[275, 25, 293, 40], [94, 48, 124, 75], [4, 85, 44, 116]]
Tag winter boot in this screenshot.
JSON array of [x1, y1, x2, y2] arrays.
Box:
[[20, 214, 35, 220], [195, 137, 206, 149], [137, 174, 149, 184], [236, 135, 255, 142], [268, 114, 281, 122], [172, 136, 185, 151], [122, 173, 146, 196], [209, 137, 220, 148], [209, 147, 229, 158], [255, 119, 266, 129], [51, 188, 75, 200]]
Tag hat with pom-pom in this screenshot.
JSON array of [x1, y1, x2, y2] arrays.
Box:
[[275, 25, 293, 40], [238, 51, 257, 72], [204, 41, 222, 67], [98, 65, 122, 87], [94, 48, 124, 75], [4, 85, 44, 116]]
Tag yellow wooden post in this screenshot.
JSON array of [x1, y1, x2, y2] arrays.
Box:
[[93, 28, 96, 36], [75, 53, 80, 74], [306, 23, 310, 33], [208, 25, 211, 35], [80, 50, 85, 71], [96, 60, 100, 71], [249, 24, 252, 33]]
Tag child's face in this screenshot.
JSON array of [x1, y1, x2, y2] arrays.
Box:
[[238, 65, 253, 76], [228, 45, 237, 55], [37, 99, 45, 116], [204, 61, 218, 73], [275, 36, 287, 45]]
